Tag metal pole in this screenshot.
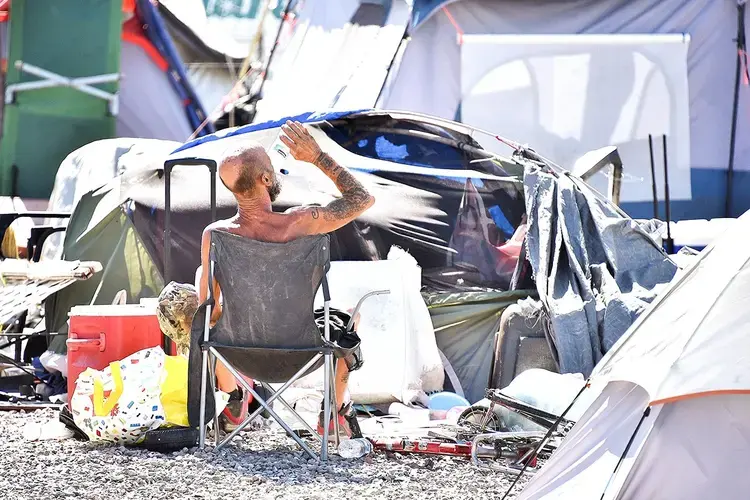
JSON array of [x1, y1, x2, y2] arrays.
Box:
[[322, 300, 331, 461], [726, 2, 746, 218], [648, 134, 659, 219], [662, 135, 674, 254], [164, 165, 172, 283], [255, 0, 294, 101]]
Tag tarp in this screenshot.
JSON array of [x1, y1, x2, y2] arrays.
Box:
[[380, 0, 750, 220], [523, 162, 678, 376], [460, 33, 692, 205], [425, 289, 533, 403]]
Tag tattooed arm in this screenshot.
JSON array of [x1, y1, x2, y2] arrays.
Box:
[[279, 121, 375, 236]]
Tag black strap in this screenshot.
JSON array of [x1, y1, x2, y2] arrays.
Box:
[[321, 274, 331, 302]]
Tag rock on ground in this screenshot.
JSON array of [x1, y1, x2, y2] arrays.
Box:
[[0, 410, 529, 500]]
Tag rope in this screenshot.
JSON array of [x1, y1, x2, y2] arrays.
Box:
[[441, 6, 464, 46]]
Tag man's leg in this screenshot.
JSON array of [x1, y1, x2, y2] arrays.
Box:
[[335, 358, 350, 407], [216, 362, 238, 393]]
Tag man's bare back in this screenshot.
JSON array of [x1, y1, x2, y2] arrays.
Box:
[[198, 120, 374, 319]]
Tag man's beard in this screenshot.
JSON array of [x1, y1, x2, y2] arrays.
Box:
[[268, 179, 282, 202]]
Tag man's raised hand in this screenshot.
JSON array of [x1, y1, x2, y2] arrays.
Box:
[[280, 121, 322, 165]]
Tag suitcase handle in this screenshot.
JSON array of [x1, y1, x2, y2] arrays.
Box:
[[67, 333, 106, 352]]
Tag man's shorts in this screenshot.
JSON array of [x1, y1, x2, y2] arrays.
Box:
[[313, 308, 364, 372]]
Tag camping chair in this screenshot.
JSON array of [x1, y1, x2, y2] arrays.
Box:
[[188, 230, 388, 460]]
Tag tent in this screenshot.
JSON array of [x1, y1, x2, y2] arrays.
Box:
[[378, 0, 750, 221], [0, 0, 212, 198], [248, 0, 411, 123], [517, 210, 750, 499], [46, 109, 534, 403], [156, 0, 246, 115], [119, 0, 212, 141]]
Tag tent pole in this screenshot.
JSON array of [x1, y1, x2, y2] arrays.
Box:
[[598, 407, 652, 500], [725, 1, 746, 218], [500, 382, 590, 500], [255, 0, 294, 103], [662, 135, 674, 254], [648, 134, 659, 219], [374, 29, 410, 106]]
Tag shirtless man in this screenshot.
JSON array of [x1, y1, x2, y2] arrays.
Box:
[[198, 120, 374, 436]]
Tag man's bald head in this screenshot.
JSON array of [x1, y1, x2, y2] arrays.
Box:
[[218, 142, 281, 201]]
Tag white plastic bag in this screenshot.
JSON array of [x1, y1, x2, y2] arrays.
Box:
[[70, 347, 167, 444], [289, 246, 444, 405]]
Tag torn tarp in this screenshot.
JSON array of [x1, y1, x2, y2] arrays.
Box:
[[523, 164, 677, 376]]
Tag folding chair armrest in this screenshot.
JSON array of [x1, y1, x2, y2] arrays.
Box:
[[346, 289, 390, 331]]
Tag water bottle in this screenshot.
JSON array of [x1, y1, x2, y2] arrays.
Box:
[[267, 130, 291, 175], [338, 438, 373, 459]]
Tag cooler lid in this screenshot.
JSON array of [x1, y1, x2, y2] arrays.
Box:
[[69, 304, 158, 317]]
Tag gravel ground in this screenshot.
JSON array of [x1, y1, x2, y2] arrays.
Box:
[[0, 409, 529, 500]]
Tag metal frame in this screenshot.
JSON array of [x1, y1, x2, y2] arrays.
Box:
[[5, 61, 119, 115], [195, 239, 389, 460], [571, 146, 624, 206], [197, 262, 388, 459]]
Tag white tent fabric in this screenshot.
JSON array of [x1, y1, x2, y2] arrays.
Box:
[[460, 33, 692, 203], [378, 0, 750, 217], [592, 210, 750, 403], [42, 138, 180, 260], [253, 0, 411, 122], [517, 210, 750, 499], [117, 42, 194, 142]]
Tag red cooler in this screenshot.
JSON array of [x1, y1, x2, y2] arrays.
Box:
[[66, 304, 163, 396]]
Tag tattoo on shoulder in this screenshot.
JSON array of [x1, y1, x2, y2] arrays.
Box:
[[311, 208, 319, 219]]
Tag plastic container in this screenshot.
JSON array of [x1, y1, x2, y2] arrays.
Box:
[[338, 438, 373, 459], [428, 392, 470, 411], [66, 304, 164, 396]]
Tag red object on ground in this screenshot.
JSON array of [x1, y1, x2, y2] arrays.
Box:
[[66, 304, 164, 397], [371, 438, 474, 457]]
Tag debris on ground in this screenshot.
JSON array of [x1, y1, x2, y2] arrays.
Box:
[[0, 410, 529, 500]]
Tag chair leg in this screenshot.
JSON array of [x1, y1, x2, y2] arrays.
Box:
[[207, 353, 220, 447], [322, 352, 332, 461], [198, 346, 209, 449], [210, 348, 318, 460], [329, 355, 341, 449], [198, 303, 213, 450], [322, 299, 332, 461], [217, 354, 325, 448]]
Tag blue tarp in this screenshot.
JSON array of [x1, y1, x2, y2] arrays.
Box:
[[171, 109, 369, 155], [137, 0, 213, 137], [412, 0, 450, 28], [523, 162, 678, 376]]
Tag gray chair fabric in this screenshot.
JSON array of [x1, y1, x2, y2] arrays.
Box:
[[188, 231, 331, 427], [491, 299, 558, 390]]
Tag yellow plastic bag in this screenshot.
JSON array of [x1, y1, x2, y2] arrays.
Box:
[[160, 354, 189, 427]]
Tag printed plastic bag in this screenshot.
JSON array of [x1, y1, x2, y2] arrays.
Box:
[[71, 347, 178, 444]]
